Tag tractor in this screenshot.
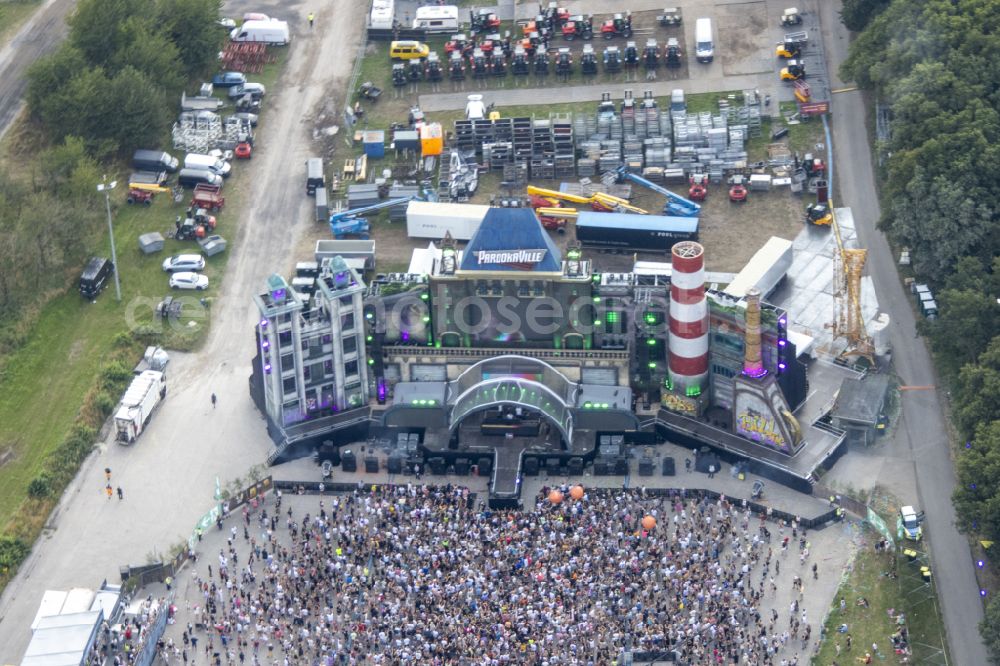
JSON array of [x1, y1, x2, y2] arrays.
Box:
[[581, 44, 598, 75], [391, 63, 407, 87], [534, 50, 550, 75], [601, 12, 633, 39], [780, 59, 805, 81], [800, 153, 825, 178], [426, 52, 443, 81], [175, 207, 217, 241], [449, 51, 466, 80], [542, 2, 571, 28], [643, 39, 660, 70], [775, 32, 807, 59], [781, 7, 802, 26], [657, 7, 682, 26], [624, 41, 639, 68], [445, 34, 474, 57], [491, 51, 507, 76], [470, 8, 501, 35], [728, 175, 748, 203], [555, 47, 573, 76], [665, 37, 682, 67], [562, 15, 593, 40], [603, 46, 621, 73], [471, 49, 489, 78], [407, 58, 424, 82], [805, 202, 832, 226], [512, 46, 530, 75], [689, 174, 708, 201]]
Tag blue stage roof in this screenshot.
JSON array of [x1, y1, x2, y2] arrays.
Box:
[[459, 208, 563, 272]]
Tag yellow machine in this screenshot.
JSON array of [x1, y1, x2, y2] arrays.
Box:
[[526, 185, 649, 215], [775, 32, 807, 59], [805, 202, 832, 226], [780, 60, 805, 81], [828, 200, 875, 365]]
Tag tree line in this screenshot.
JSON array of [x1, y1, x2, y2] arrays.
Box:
[[841, 0, 1000, 659], [0, 0, 222, 341]]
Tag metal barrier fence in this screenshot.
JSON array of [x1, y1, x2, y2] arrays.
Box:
[[132, 593, 173, 666]]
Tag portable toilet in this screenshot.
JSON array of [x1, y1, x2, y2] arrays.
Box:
[[420, 123, 443, 156], [362, 130, 385, 158]]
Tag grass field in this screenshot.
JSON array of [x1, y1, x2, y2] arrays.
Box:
[[0, 0, 40, 47], [0, 51, 287, 534], [815, 524, 949, 665]]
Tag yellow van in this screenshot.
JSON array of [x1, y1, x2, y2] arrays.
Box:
[[390, 40, 430, 60]]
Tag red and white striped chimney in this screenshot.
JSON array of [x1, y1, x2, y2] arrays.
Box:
[[669, 241, 709, 395]]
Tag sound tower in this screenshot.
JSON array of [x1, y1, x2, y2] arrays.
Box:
[[661, 456, 676, 476], [341, 450, 357, 473]]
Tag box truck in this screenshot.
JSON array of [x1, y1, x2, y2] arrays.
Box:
[[575, 211, 699, 252], [230, 20, 290, 45], [406, 201, 489, 240], [114, 370, 167, 444]]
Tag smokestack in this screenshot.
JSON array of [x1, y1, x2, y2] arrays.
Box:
[[668, 241, 709, 396], [742, 287, 767, 378]]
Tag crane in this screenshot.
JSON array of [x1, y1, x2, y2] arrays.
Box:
[[828, 200, 875, 365], [526, 185, 649, 215], [614, 166, 701, 217], [329, 197, 414, 239]]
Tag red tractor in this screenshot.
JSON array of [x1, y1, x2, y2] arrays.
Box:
[[601, 12, 633, 39], [444, 34, 475, 58], [470, 8, 501, 34], [562, 15, 593, 40], [689, 174, 708, 201], [728, 175, 748, 203]]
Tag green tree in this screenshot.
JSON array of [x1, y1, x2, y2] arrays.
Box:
[[103, 66, 168, 154], [840, 0, 892, 32], [157, 0, 224, 77], [954, 420, 1000, 540], [924, 288, 1000, 378], [113, 16, 184, 93], [954, 337, 1000, 441], [25, 46, 87, 120], [68, 0, 155, 68]]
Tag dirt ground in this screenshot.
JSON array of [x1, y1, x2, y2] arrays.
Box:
[[717, 1, 773, 77]]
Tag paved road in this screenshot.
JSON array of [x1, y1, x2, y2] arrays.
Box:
[[0, 0, 77, 139], [820, 1, 987, 662], [0, 0, 366, 660]]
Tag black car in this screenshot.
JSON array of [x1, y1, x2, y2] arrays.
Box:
[[79, 257, 114, 299]]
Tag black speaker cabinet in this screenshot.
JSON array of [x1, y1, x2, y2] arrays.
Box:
[[364, 456, 379, 473], [594, 459, 610, 476], [546, 458, 562, 476], [614, 457, 629, 475], [638, 458, 654, 476], [567, 457, 584, 476], [477, 457, 493, 475], [341, 451, 357, 473], [523, 457, 539, 476], [387, 456, 403, 474], [454, 459, 470, 476], [662, 456, 676, 476], [428, 457, 446, 475]]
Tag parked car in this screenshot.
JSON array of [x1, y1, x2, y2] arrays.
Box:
[[230, 112, 258, 127], [177, 168, 223, 188], [899, 505, 925, 541], [211, 71, 247, 88], [161, 254, 206, 273], [227, 82, 266, 99], [169, 271, 209, 290], [132, 149, 179, 173]]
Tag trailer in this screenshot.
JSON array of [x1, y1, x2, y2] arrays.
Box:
[[180, 92, 224, 112], [616, 166, 701, 217], [114, 370, 167, 445], [406, 200, 489, 240], [575, 211, 698, 252], [722, 236, 793, 299]]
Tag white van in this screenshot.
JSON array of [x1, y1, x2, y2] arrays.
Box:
[[231, 19, 290, 45], [412, 5, 459, 32], [185, 153, 232, 178], [695, 17, 714, 63]]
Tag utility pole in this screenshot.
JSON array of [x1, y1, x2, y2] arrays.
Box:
[[97, 176, 121, 302]]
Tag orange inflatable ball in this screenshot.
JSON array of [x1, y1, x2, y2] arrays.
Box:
[[642, 515, 656, 530], [548, 490, 564, 505], [570, 485, 584, 500]]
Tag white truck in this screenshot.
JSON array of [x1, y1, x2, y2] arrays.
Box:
[[230, 19, 290, 45], [114, 370, 167, 444], [406, 201, 489, 241]]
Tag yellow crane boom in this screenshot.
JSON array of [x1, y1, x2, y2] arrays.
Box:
[[829, 200, 875, 364]]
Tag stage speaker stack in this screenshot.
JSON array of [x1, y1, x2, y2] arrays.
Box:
[[428, 457, 446, 475], [567, 457, 584, 476], [638, 457, 654, 476], [546, 458, 562, 476], [365, 456, 379, 473], [477, 457, 493, 475], [614, 457, 629, 475], [661, 456, 676, 476], [448, 434, 459, 450], [387, 456, 403, 474], [594, 459, 610, 476], [523, 457, 540, 476], [454, 459, 470, 476], [341, 450, 357, 472]]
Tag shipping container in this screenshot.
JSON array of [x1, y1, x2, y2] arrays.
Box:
[[406, 201, 490, 240], [575, 211, 698, 252], [723, 236, 793, 299]]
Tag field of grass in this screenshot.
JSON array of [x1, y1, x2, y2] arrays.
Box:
[[0, 50, 287, 537], [0, 0, 41, 47], [815, 526, 949, 665]]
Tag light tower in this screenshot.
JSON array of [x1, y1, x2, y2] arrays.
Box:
[[668, 241, 709, 397]]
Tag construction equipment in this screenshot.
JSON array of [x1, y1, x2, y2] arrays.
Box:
[[603, 46, 621, 73], [444, 33, 473, 56], [800, 152, 825, 178], [512, 45, 530, 75], [805, 202, 831, 226], [407, 58, 424, 82], [555, 47, 573, 76], [580, 44, 598, 74], [449, 51, 466, 80], [470, 8, 501, 34], [426, 52, 443, 81], [775, 32, 807, 58], [391, 63, 407, 87], [533, 207, 573, 232], [329, 197, 414, 239], [665, 37, 682, 67], [781, 8, 802, 26], [471, 49, 488, 78], [728, 175, 748, 203], [624, 41, 639, 68], [688, 174, 707, 201], [601, 12, 633, 39], [542, 2, 571, 28], [126, 188, 155, 205], [780, 59, 806, 81], [561, 14, 593, 40], [657, 7, 682, 26], [827, 200, 875, 364], [643, 39, 660, 70], [534, 50, 550, 75], [191, 183, 225, 211], [615, 166, 701, 217], [491, 51, 506, 76], [526, 185, 647, 215]]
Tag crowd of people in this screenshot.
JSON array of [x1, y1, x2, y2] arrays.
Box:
[[161, 484, 828, 665]]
